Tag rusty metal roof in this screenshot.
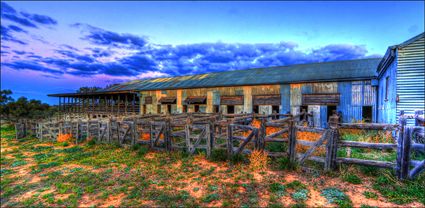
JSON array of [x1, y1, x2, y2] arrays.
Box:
[[101, 58, 381, 92], [49, 58, 381, 97]]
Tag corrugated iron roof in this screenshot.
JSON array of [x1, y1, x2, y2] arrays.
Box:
[[377, 32, 424, 75], [101, 58, 381, 92]]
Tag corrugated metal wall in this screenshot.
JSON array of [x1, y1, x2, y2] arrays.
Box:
[[377, 59, 397, 124], [396, 37, 425, 125]]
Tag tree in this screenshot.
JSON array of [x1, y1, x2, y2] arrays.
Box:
[[76, 86, 102, 93], [0, 90, 57, 122]]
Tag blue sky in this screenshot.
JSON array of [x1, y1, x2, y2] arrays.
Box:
[[1, 1, 424, 104]]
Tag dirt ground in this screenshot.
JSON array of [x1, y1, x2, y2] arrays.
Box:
[[1, 131, 424, 207]]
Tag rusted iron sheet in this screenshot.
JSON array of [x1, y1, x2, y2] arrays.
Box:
[[220, 96, 244, 105], [158, 97, 176, 104], [253, 94, 281, 105], [184, 96, 207, 104], [302, 93, 340, 105]]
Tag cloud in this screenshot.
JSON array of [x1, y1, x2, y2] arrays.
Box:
[[1, 13, 38, 28], [21, 12, 57, 25], [1, 2, 58, 28], [55, 49, 95, 63], [1, 2, 17, 14], [73, 23, 148, 48], [2, 61, 64, 75], [2, 22, 377, 80], [7, 25, 28, 33], [1, 25, 27, 45]]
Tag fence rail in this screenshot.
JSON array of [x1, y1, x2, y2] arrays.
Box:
[[14, 110, 425, 180]]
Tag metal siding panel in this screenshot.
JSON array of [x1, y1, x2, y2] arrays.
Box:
[[337, 81, 352, 123], [280, 84, 291, 114], [378, 58, 397, 124], [320, 106, 327, 128], [397, 37, 425, 125]]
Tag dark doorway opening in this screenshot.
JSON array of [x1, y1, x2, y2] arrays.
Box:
[[327, 105, 337, 122], [157, 105, 161, 114], [362, 106, 373, 123], [227, 105, 235, 114], [183, 105, 187, 113], [300, 105, 308, 114], [213, 105, 219, 113], [167, 105, 172, 114], [143, 104, 146, 114], [194, 105, 200, 112], [253, 105, 259, 114], [272, 105, 280, 114]]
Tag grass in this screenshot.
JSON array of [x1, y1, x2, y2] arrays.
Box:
[[1, 124, 424, 207]]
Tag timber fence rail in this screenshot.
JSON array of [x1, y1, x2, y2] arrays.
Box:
[[13, 110, 425, 180]]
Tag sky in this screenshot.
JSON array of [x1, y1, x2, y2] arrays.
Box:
[[1, 1, 424, 104]]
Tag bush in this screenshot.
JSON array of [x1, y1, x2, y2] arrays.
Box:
[[269, 183, 285, 196], [321, 188, 352, 207], [343, 173, 362, 184], [292, 189, 309, 202], [363, 191, 378, 199], [276, 157, 297, 170], [249, 150, 269, 171], [286, 180, 306, 191], [210, 149, 228, 162]]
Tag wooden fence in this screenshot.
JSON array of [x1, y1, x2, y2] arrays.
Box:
[[14, 110, 424, 180]]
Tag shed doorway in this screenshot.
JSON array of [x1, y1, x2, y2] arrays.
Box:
[[227, 105, 235, 114], [327, 105, 337, 122], [362, 106, 372, 123]]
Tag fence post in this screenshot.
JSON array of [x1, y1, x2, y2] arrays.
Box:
[[256, 118, 266, 150], [227, 124, 234, 158], [288, 117, 297, 163], [396, 115, 411, 180], [164, 117, 172, 151], [325, 113, 339, 171], [206, 123, 212, 158], [208, 120, 215, 156]]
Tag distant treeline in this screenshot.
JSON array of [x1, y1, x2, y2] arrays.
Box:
[[0, 90, 57, 122]]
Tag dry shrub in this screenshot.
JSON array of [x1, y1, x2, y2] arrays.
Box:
[[139, 132, 164, 141], [296, 131, 325, 156], [243, 119, 287, 138], [140, 133, 150, 141], [249, 150, 269, 171], [57, 133, 73, 142]]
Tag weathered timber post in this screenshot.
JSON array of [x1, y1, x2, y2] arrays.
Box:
[[288, 116, 297, 163], [131, 121, 136, 146], [227, 124, 234, 158], [149, 120, 154, 148], [206, 123, 212, 158], [256, 118, 266, 150], [209, 119, 215, 155], [107, 119, 112, 143], [164, 116, 172, 151], [185, 116, 192, 153], [325, 113, 339, 171], [75, 120, 80, 144], [396, 115, 411, 180], [97, 120, 101, 143]]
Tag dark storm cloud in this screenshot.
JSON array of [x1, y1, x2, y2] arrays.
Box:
[[73, 23, 148, 48], [21, 12, 58, 25]]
